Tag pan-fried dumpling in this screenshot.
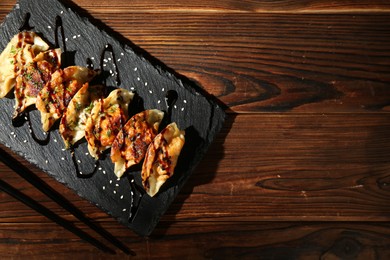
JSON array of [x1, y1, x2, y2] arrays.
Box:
[[14, 48, 61, 118], [59, 84, 105, 149], [142, 122, 185, 197], [111, 109, 164, 178], [36, 66, 98, 131], [0, 31, 50, 98], [85, 88, 134, 159]]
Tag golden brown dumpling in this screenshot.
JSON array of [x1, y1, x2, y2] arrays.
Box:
[[14, 48, 61, 118], [36, 66, 98, 131], [111, 109, 164, 178], [0, 31, 50, 98], [85, 88, 134, 159], [142, 122, 185, 197], [59, 84, 105, 149]]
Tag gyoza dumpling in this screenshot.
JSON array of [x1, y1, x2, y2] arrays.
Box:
[[142, 122, 185, 197], [59, 84, 105, 149], [36, 66, 98, 131], [0, 31, 50, 98], [111, 109, 164, 178], [14, 48, 61, 118], [85, 89, 134, 160]]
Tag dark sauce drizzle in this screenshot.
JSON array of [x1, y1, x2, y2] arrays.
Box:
[[100, 44, 121, 87], [18, 12, 34, 31]]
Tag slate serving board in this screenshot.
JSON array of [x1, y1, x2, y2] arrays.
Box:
[[0, 0, 225, 236]]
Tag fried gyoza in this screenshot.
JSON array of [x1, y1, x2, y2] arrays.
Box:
[[110, 109, 164, 178], [85, 88, 134, 159], [142, 122, 185, 197], [36, 66, 98, 131]]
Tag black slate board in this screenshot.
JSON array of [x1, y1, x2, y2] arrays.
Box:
[[0, 0, 225, 236]]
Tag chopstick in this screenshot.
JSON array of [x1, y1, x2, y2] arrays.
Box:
[[0, 178, 115, 254], [0, 147, 135, 256]]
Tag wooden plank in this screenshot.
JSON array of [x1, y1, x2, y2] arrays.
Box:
[[1, 113, 389, 223], [3, 0, 390, 13], [0, 222, 389, 258], [0, 9, 389, 113]]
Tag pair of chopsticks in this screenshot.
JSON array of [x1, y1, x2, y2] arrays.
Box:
[[0, 147, 135, 255]]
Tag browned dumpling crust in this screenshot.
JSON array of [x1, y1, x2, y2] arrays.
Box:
[[0, 31, 50, 98], [36, 66, 98, 131], [111, 109, 164, 178], [85, 88, 134, 159], [142, 122, 185, 197], [14, 48, 61, 118], [59, 84, 105, 149]]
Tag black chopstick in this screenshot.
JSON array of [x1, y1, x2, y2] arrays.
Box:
[[0, 147, 135, 256], [0, 178, 115, 254]]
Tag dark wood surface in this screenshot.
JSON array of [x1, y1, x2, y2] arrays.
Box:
[[0, 0, 389, 258]]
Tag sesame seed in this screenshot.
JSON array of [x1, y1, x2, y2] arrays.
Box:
[[122, 208, 126, 212], [109, 180, 112, 184], [131, 179, 134, 183], [103, 186, 105, 190], [117, 58, 121, 62], [134, 67, 138, 71], [113, 190, 116, 194], [98, 167, 102, 171], [85, 152, 89, 155], [105, 44, 109, 48], [149, 90, 153, 94], [121, 53, 124, 56], [91, 57, 95, 60], [23, 140, 27, 143], [108, 57, 111, 61], [181, 107, 185, 111], [65, 38, 68, 42], [103, 64, 107, 67], [47, 25, 52, 29], [77, 34, 81, 38], [157, 100, 161, 104], [174, 105, 177, 109], [184, 100, 187, 103], [77, 160, 81, 163], [73, 35, 76, 39], [54, 139, 57, 143], [61, 157, 65, 160], [45, 160, 48, 164], [11, 132, 14, 135], [79, 171, 83, 175], [115, 184, 119, 187], [162, 88, 165, 92], [137, 77, 140, 81], [60, 11, 64, 14], [120, 195, 124, 199], [144, 82, 148, 86], [103, 59, 108, 62], [109, 70, 113, 74], [131, 191, 134, 196], [103, 170, 106, 174]]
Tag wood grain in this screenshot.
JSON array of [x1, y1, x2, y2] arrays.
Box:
[[0, 0, 389, 258]]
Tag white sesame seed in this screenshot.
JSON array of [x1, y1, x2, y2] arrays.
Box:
[[79, 171, 83, 175], [61, 157, 65, 160], [103, 59, 108, 62], [113, 190, 116, 194], [85, 152, 89, 155], [122, 208, 126, 212], [109, 180, 112, 184], [134, 67, 138, 71], [157, 100, 161, 104], [103, 186, 105, 190], [48, 25, 52, 29], [115, 184, 119, 187], [103, 170, 106, 174], [184, 100, 187, 103], [23, 140, 27, 143], [103, 64, 107, 67], [149, 90, 153, 94], [131, 191, 134, 196], [73, 35, 76, 39], [65, 38, 68, 41], [108, 57, 111, 61], [98, 167, 102, 171], [181, 107, 185, 111], [91, 57, 95, 60], [61, 11, 64, 14], [77, 160, 81, 163], [109, 70, 113, 74], [54, 139, 57, 143], [137, 77, 140, 81], [45, 160, 48, 164], [162, 88, 165, 92], [121, 53, 124, 56], [144, 82, 148, 86], [11, 132, 14, 135], [131, 179, 134, 183], [29, 129, 32, 134], [77, 34, 81, 38], [174, 105, 177, 109], [120, 195, 124, 199], [130, 87, 135, 90], [117, 58, 121, 62], [105, 44, 109, 48], [24, 116, 28, 120]]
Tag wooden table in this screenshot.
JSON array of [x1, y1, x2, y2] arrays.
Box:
[[1, 0, 389, 258]]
